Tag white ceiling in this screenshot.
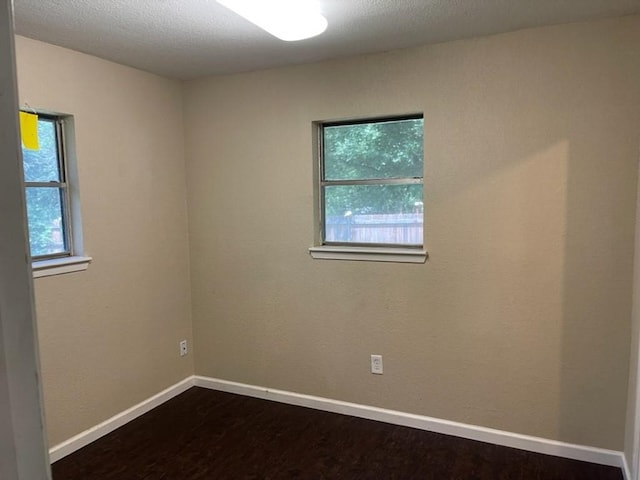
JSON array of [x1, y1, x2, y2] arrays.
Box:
[[12, 0, 640, 80]]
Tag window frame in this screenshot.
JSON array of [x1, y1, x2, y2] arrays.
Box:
[[310, 114, 427, 263], [22, 112, 73, 261], [20, 109, 91, 277]]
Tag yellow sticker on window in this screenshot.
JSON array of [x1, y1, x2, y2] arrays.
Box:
[[19, 111, 39, 150]]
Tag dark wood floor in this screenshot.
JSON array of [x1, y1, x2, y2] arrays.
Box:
[[52, 387, 622, 480]]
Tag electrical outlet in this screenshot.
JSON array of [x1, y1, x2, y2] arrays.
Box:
[[371, 354, 383, 374], [179, 340, 188, 357]]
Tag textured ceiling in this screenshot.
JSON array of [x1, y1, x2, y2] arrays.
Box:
[[12, 0, 640, 80]]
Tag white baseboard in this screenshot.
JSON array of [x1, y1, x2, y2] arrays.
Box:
[[50, 373, 627, 475], [194, 375, 626, 472], [49, 376, 195, 463]]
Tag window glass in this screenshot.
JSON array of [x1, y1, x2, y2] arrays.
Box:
[[22, 117, 60, 182], [320, 115, 424, 247], [25, 187, 67, 257], [324, 184, 423, 245], [323, 118, 423, 181]]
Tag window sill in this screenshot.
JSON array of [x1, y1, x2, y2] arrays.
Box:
[[308, 246, 427, 264], [32, 256, 92, 278]]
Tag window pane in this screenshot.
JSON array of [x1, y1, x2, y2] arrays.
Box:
[[22, 117, 61, 182], [323, 118, 423, 181], [25, 187, 67, 257], [324, 184, 423, 245]]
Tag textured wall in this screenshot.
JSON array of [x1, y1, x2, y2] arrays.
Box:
[[184, 17, 640, 450], [15, 36, 194, 446]]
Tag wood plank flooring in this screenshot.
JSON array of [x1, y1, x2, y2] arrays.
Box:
[[52, 387, 623, 479]]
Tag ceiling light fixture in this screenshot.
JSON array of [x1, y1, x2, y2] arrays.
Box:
[[217, 0, 328, 42]]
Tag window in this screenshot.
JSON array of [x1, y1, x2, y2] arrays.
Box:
[[20, 111, 90, 276], [310, 115, 427, 263]]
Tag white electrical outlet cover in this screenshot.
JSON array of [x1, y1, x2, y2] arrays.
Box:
[[371, 354, 383, 374]]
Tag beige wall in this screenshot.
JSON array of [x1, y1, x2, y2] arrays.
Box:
[[15, 36, 194, 446], [184, 17, 640, 450]]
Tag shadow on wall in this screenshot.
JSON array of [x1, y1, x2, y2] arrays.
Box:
[[559, 104, 636, 449], [423, 29, 635, 449]]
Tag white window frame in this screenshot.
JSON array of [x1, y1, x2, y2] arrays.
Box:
[[309, 114, 428, 264], [21, 110, 91, 277]]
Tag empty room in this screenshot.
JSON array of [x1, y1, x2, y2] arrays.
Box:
[[2, 0, 640, 479]]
